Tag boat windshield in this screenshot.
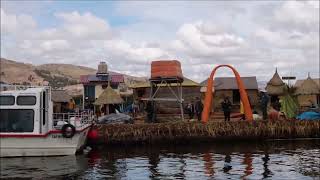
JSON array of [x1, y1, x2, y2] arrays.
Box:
[[0, 109, 34, 132]]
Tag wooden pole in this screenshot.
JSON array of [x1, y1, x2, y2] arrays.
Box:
[[179, 82, 184, 120], [106, 104, 109, 115]]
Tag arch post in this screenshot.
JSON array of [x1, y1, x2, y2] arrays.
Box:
[[201, 65, 253, 123]]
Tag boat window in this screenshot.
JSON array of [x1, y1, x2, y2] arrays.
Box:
[[0, 96, 15, 105], [17, 96, 36, 105], [0, 109, 34, 132]]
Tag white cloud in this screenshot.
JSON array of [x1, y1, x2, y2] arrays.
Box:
[[102, 40, 171, 65], [255, 1, 319, 50], [0, 8, 172, 78], [1, 8, 36, 35], [40, 40, 70, 52], [0, 8, 17, 33], [274, 1, 319, 30], [255, 28, 318, 50], [251, 1, 319, 80], [1, 1, 319, 82], [54, 11, 113, 40], [173, 21, 246, 59]]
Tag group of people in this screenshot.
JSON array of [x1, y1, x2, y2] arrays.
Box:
[[185, 97, 204, 121]]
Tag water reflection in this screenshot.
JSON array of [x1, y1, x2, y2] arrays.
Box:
[[223, 153, 232, 173], [175, 155, 187, 179], [262, 153, 272, 178], [1, 139, 319, 179], [148, 150, 160, 179], [0, 155, 87, 179], [203, 152, 214, 177], [241, 153, 253, 179]]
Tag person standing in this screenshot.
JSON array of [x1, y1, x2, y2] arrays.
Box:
[[67, 98, 76, 113], [272, 100, 281, 112], [145, 101, 154, 123], [145, 101, 157, 123], [186, 102, 195, 119], [221, 97, 232, 121], [195, 97, 203, 121], [260, 92, 270, 120], [132, 100, 138, 118]]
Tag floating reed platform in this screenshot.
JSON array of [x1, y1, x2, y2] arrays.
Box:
[[92, 120, 320, 145]]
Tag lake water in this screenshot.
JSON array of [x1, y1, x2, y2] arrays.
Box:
[[1, 139, 319, 179]]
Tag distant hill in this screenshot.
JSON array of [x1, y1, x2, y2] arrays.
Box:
[[0, 58, 147, 88], [37, 63, 97, 81], [0, 58, 44, 85]]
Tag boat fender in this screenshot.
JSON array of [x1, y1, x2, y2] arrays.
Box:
[[87, 129, 98, 140], [61, 124, 76, 138]]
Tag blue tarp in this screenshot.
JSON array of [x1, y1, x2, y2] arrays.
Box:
[[122, 104, 133, 113], [296, 112, 320, 120]]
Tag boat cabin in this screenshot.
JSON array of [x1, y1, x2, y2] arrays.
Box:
[[0, 86, 93, 134], [0, 86, 93, 157], [0, 87, 52, 134]]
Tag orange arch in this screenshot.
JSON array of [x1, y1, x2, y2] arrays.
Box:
[[201, 65, 253, 123]]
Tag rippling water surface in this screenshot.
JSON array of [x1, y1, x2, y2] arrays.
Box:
[[1, 139, 319, 179]]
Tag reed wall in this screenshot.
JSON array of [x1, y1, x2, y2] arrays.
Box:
[[93, 120, 320, 145]]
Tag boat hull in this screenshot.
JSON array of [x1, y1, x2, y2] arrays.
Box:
[[0, 129, 89, 157]]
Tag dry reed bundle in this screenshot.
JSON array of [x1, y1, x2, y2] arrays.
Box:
[[94, 120, 320, 145]]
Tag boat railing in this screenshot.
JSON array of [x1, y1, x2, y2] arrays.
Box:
[[52, 110, 94, 130]]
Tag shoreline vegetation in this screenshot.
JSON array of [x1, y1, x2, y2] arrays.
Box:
[[92, 120, 320, 145]]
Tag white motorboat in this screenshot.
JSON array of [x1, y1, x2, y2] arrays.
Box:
[[0, 86, 93, 157]]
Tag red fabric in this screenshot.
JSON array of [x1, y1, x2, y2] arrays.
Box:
[[151, 60, 183, 79], [269, 111, 279, 121], [80, 75, 89, 84], [111, 75, 124, 83]]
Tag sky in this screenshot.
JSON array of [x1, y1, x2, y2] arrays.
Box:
[[1, 1, 319, 83]]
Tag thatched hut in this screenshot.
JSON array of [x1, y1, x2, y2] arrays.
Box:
[[94, 86, 124, 115], [295, 75, 320, 108], [265, 68, 285, 103], [63, 84, 84, 107], [51, 90, 73, 113]]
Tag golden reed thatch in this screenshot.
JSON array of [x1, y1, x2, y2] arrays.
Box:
[[94, 86, 124, 105], [93, 120, 320, 145], [295, 77, 320, 95], [265, 69, 286, 95]]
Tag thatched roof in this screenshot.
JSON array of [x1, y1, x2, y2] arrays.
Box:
[[265, 69, 285, 95], [266, 85, 286, 95], [267, 69, 284, 86], [295, 76, 320, 95], [52, 90, 72, 103], [94, 86, 124, 105], [130, 77, 199, 88], [295, 78, 320, 88]]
